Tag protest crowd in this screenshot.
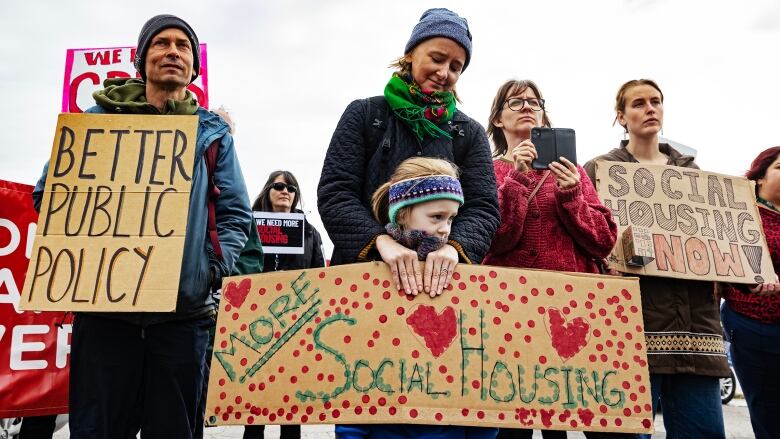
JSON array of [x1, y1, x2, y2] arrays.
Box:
[[3, 8, 780, 439]]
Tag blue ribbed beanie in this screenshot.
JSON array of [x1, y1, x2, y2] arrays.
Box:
[[405, 8, 472, 71]]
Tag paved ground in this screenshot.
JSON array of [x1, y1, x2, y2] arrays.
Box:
[[50, 399, 754, 438]]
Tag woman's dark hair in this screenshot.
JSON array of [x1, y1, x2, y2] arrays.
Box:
[[487, 79, 552, 157], [746, 146, 780, 195], [252, 170, 301, 212]]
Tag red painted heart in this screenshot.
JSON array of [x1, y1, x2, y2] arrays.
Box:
[[544, 307, 590, 362], [223, 278, 251, 309], [405, 304, 458, 358]]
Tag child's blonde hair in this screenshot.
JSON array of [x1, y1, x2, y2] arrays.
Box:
[[371, 157, 461, 225]]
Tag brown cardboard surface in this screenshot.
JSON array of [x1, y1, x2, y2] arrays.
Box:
[[206, 262, 653, 434], [595, 161, 775, 283], [21, 113, 197, 311]]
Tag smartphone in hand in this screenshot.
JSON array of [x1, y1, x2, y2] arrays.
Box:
[[531, 127, 577, 170]]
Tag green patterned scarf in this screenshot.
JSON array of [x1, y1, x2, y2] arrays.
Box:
[[93, 78, 198, 115], [383, 73, 456, 142]]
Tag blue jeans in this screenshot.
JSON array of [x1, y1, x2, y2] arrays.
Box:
[[638, 373, 725, 439], [722, 301, 780, 439]]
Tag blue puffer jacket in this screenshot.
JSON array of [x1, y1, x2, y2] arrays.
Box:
[[32, 106, 252, 324]]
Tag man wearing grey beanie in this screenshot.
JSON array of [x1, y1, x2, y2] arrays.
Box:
[[31, 13, 251, 439]]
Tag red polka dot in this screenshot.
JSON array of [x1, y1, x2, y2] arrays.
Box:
[[343, 335, 351, 343], [470, 299, 478, 308], [477, 411, 485, 419], [392, 338, 400, 346], [412, 350, 419, 358], [362, 395, 370, 404], [539, 356, 547, 364], [504, 333, 513, 342], [319, 272, 326, 279], [410, 409, 418, 418], [597, 282, 605, 289], [537, 307, 545, 314], [354, 406, 363, 415], [519, 276, 527, 284], [389, 406, 397, 415], [642, 419, 652, 428], [480, 284, 489, 292], [565, 284, 573, 292], [451, 296, 460, 305], [546, 288, 555, 296], [462, 408, 470, 416], [398, 395, 407, 404], [275, 283, 283, 291], [527, 320, 536, 328], [500, 282, 508, 290], [531, 288, 539, 296], [379, 314, 387, 323], [396, 306, 405, 315], [471, 380, 480, 389], [435, 412, 443, 421], [335, 278, 343, 285]]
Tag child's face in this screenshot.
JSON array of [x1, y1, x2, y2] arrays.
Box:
[[401, 199, 460, 239]]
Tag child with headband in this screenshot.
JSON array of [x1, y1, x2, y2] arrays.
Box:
[[337, 157, 497, 439]]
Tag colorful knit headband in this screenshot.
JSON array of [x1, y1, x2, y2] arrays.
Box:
[[388, 175, 464, 224]]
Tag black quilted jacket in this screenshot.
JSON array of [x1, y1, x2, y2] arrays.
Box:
[[318, 97, 499, 265]]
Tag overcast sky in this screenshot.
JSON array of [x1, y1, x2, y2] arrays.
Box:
[[2, 0, 780, 257]]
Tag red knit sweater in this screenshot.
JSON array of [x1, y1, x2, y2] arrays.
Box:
[[483, 159, 617, 274], [723, 205, 780, 324]]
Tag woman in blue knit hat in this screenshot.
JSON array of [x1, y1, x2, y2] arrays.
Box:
[[318, 7, 498, 301], [317, 7, 499, 439]]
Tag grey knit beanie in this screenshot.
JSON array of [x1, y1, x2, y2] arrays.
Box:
[[134, 14, 200, 82], [405, 8, 472, 71]]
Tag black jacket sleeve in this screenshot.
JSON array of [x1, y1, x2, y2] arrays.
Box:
[[317, 100, 386, 264], [448, 121, 500, 263], [310, 226, 326, 268]]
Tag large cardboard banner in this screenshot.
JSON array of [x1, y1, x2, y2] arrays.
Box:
[[20, 114, 197, 312], [254, 212, 305, 255], [206, 262, 653, 434], [62, 45, 209, 113], [595, 161, 775, 284], [0, 180, 72, 417]]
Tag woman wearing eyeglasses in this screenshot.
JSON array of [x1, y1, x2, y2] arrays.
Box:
[[318, 8, 499, 300], [483, 80, 624, 439], [243, 170, 325, 439]]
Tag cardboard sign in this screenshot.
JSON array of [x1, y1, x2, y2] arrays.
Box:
[[62, 45, 209, 113], [255, 212, 305, 255], [594, 161, 775, 283], [205, 262, 653, 434], [0, 180, 72, 417], [20, 114, 197, 312]]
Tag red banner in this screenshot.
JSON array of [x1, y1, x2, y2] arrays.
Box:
[[0, 179, 72, 417]]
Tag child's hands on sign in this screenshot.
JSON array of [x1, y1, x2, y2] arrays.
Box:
[[424, 244, 458, 297], [376, 235, 423, 295], [549, 157, 580, 189]]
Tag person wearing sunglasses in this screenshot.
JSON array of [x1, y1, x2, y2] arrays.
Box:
[[243, 170, 325, 439], [483, 80, 624, 439]]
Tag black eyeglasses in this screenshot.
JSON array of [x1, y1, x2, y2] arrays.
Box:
[[271, 182, 297, 193], [506, 98, 545, 112]]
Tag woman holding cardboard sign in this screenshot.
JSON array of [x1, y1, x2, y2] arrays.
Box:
[[583, 79, 729, 439], [720, 147, 780, 439], [482, 80, 624, 439], [317, 8, 499, 299], [244, 170, 324, 439]]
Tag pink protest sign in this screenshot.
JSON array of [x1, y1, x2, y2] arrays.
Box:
[[61, 45, 208, 113]]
